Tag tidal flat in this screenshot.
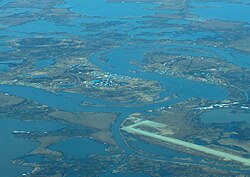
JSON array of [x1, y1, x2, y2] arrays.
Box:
[[0, 0, 250, 176]]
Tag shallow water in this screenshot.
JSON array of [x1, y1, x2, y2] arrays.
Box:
[[0, 118, 63, 177], [128, 139, 192, 158], [1, 0, 250, 176], [0, 63, 8, 71], [91, 47, 228, 101], [65, 0, 157, 17], [10, 20, 81, 35], [202, 109, 250, 123], [50, 137, 109, 159], [0, 8, 39, 17], [0, 0, 11, 7], [102, 173, 151, 177], [191, 1, 250, 22], [36, 58, 55, 69]]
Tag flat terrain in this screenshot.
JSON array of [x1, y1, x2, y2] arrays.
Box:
[[122, 120, 250, 166]]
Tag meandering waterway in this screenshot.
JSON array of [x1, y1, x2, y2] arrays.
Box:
[[1, 0, 250, 176]]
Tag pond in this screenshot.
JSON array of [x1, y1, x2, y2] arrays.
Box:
[[49, 137, 109, 159], [202, 109, 250, 123]]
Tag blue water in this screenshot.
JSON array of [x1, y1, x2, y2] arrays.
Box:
[[103, 173, 151, 177], [10, 20, 81, 35], [1, 8, 39, 17], [0, 85, 85, 112], [1, 0, 250, 176], [0, 59, 23, 64], [0, 59, 23, 72], [129, 139, 190, 158], [65, 0, 157, 17], [0, 0, 11, 7], [49, 137, 109, 159], [36, 58, 55, 69], [92, 47, 228, 101], [227, 49, 250, 69], [202, 109, 250, 123], [0, 64, 9, 71], [0, 38, 229, 176], [174, 31, 216, 41], [0, 119, 36, 177], [0, 30, 37, 39], [191, 1, 250, 22], [22, 154, 47, 163], [0, 118, 63, 177], [0, 43, 11, 52]]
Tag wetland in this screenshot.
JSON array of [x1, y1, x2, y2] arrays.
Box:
[[1, 0, 250, 176]]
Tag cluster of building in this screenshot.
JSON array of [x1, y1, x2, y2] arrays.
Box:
[[194, 101, 242, 110], [84, 71, 130, 88]]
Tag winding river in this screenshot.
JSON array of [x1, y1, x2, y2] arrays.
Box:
[[0, 44, 230, 176], [1, 0, 250, 176]]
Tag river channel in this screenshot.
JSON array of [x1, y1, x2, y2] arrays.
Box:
[[1, 0, 250, 176], [0, 43, 229, 176]]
